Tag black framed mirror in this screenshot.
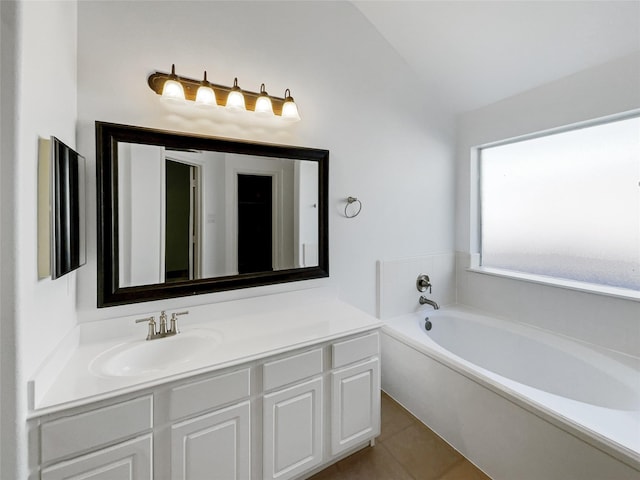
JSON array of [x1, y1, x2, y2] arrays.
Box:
[[96, 121, 329, 307]]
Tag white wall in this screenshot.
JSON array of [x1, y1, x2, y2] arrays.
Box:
[[455, 52, 640, 357], [75, 1, 456, 322], [16, 0, 79, 378], [0, 2, 19, 477], [1, 2, 78, 478]]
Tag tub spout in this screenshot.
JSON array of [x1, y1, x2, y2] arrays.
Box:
[[419, 296, 439, 310]]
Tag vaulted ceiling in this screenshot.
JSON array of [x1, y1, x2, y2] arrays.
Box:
[[353, 1, 640, 113]]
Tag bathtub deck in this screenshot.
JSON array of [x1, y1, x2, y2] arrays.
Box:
[[308, 392, 491, 480]]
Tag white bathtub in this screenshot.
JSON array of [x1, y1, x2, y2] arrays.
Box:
[[382, 306, 640, 480]]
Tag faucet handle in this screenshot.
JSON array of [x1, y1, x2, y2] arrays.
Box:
[[135, 316, 156, 340], [416, 274, 432, 293], [169, 310, 189, 334], [158, 311, 168, 335]]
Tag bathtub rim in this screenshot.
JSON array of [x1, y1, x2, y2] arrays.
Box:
[[382, 307, 640, 472]]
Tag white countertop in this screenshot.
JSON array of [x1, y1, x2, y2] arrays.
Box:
[[29, 288, 381, 416]]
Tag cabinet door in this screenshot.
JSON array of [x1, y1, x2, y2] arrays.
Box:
[[263, 377, 323, 480], [170, 401, 251, 480], [331, 357, 380, 455], [41, 434, 152, 480]]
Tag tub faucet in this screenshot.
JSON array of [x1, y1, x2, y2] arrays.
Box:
[[419, 296, 439, 310]]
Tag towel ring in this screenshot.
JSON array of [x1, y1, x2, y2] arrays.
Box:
[[344, 196, 362, 218]]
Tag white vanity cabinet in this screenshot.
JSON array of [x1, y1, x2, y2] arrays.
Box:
[[330, 333, 381, 456], [167, 368, 252, 480], [31, 329, 380, 480], [37, 396, 154, 480], [41, 435, 153, 480], [170, 401, 251, 480], [262, 349, 324, 480]]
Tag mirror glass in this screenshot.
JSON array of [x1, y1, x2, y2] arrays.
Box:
[[97, 122, 329, 307]]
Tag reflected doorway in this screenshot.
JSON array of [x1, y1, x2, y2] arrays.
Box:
[[165, 159, 200, 282], [238, 174, 273, 274]]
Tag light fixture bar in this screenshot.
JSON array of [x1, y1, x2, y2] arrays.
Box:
[[148, 70, 290, 116]]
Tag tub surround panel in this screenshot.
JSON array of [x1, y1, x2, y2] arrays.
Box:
[[381, 317, 640, 479], [383, 333, 639, 480], [383, 308, 640, 458], [377, 253, 456, 319], [456, 252, 640, 358]]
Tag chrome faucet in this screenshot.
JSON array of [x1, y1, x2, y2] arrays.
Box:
[[416, 274, 432, 293], [170, 311, 189, 334], [135, 316, 157, 341], [136, 310, 189, 340], [419, 295, 439, 310], [158, 311, 168, 336]]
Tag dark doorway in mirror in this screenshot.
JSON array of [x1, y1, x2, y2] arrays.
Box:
[[165, 160, 198, 282], [238, 174, 273, 274]]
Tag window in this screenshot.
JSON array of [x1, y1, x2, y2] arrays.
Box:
[[479, 114, 640, 292]]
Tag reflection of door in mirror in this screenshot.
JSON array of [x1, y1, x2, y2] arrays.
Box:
[[294, 161, 319, 267], [238, 174, 273, 274], [118, 142, 164, 287], [165, 160, 200, 282], [118, 144, 206, 287], [117, 142, 321, 288]]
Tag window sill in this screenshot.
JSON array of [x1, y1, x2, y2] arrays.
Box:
[[466, 265, 640, 302]]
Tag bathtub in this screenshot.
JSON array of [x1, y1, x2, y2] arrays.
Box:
[[381, 306, 640, 480]]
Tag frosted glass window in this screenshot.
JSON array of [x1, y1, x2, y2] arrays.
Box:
[[480, 115, 640, 291]]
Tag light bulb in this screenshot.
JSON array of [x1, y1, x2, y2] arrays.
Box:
[[196, 86, 216, 106], [281, 89, 300, 121], [195, 71, 217, 107], [161, 64, 185, 102], [255, 84, 274, 117], [226, 78, 246, 111]]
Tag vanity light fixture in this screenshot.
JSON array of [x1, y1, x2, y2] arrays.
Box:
[[254, 84, 274, 117], [147, 65, 301, 121], [195, 71, 217, 107], [282, 89, 301, 122], [225, 77, 246, 111], [160, 64, 185, 102]]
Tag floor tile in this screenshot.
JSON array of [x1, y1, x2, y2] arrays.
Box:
[[308, 392, 492, 480], [382, 423, 464, 480], [307, 464, 340, 480], [378, 392, 416, 443], [439, 459, 491, 480], [335, 444, 413, 480]]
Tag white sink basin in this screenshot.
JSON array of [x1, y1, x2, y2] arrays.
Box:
[[89, 329, 222, 378]]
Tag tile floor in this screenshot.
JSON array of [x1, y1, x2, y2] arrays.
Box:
[[309, 392, 491, 480]]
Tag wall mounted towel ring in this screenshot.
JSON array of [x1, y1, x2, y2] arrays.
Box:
[[344, 196, 362, 218]]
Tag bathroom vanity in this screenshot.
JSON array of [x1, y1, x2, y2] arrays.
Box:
[[27, 289, 381, 480], [27, 124, 379, 479]]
